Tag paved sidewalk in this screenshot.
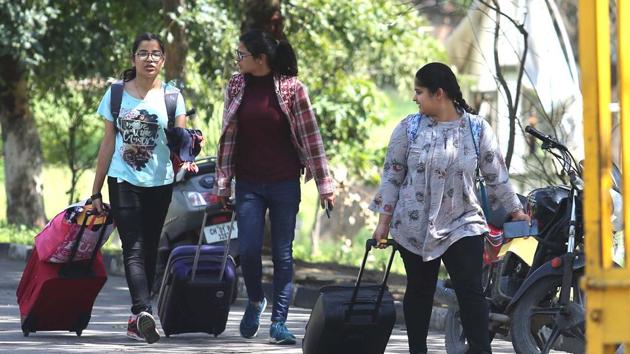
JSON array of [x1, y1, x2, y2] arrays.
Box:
[[0, 256, 520, 353]]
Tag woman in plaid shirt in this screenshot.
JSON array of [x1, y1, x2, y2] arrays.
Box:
[[215, 29, 335, 345]]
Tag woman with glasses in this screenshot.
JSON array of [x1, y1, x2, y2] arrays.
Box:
[[215, 29, 335, 345], [90, 32, 187, 344]]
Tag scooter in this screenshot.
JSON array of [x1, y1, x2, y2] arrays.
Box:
[[152, 109, 239, 299], [507, 126, 623, 354], [443, 126, 623, 354]]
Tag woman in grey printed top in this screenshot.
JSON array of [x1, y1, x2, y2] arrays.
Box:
[[370, 62, 529, 354]]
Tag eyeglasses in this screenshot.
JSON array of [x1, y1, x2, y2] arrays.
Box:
[[235, 49, 252, 62], [135, 50, 164, 62]]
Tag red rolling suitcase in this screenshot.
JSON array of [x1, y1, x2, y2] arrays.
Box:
[[16, 211, 111, 337], [302, 239, 398, 354]]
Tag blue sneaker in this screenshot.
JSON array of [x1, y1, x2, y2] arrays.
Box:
[[239, 298, 267, 338], [269, 321, 296, 345]]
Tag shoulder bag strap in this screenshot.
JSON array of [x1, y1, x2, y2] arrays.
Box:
[[405, 114, 422, 153], [467, 115, 490, 216]]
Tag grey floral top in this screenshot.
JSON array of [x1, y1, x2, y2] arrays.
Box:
[[369, 112, 522, 261]]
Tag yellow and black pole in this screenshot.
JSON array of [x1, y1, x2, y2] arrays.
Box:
[[580, 0, 630, 352]]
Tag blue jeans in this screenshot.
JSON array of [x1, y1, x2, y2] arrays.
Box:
[[235, 179, 301, 322]]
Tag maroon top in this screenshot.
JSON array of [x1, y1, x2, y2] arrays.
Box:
[[235, 73, 302, 183]]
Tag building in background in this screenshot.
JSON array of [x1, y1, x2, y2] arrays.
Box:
[[441, 0, 584, 188]]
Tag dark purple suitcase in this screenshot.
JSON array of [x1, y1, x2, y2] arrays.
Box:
[[157, 208, 236, 337], [302, 239, 397, 354]]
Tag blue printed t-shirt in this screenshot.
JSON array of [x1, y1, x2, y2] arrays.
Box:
[[97, 82, 186, 187]]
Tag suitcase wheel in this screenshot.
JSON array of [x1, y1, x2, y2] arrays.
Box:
[[165, 334, 170, 338], [76, 330, 82, 336], [21, 315, 34, 337], [214, 334, 218, 338]]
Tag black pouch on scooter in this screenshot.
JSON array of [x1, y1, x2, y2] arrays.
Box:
[[157, 207, 236, 337], [302, 239, 397, 354]]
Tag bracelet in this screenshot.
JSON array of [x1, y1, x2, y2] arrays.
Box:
[[91, 192, 102, 200]]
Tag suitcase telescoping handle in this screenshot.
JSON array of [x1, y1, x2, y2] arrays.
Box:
[[346, 238, 397, 321], [191, 204, 236, 282]]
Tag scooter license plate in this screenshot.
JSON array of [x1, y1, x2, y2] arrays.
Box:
[[203, 222, 238, 244]]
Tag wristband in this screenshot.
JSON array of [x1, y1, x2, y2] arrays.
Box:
[[91, 192, 102, 200]]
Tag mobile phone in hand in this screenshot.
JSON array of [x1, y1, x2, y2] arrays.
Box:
[[324, 200, 333, 219]]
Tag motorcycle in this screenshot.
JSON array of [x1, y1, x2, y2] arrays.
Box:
[[152, 109, 239, 300], [443, 126, 624, 354], [507, 126, 623, 354]]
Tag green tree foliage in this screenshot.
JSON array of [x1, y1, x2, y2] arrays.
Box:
[[174, 0, 445, 182], [33, 83, 104, 203], [282, 0, 445, 180], [0, 0, 57, 65]]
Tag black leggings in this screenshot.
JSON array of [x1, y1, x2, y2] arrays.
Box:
[[108, 177, 173, 315], [399, 235, 491, 354]]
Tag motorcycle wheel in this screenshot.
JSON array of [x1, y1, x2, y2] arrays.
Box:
[[510, 275, 585, 354]]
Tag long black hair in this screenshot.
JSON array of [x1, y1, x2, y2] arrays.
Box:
[[415, 62, 476, 114], [239, 29, 298, 77], [121, 32, 165, 82]]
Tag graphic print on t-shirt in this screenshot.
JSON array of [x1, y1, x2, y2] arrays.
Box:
[[118, 108, 160, 171]]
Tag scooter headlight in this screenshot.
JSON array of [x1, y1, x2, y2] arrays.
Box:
[[184, 191, 217, 207]]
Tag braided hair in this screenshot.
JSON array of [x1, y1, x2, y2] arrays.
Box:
[[415, 62, 476, 114]]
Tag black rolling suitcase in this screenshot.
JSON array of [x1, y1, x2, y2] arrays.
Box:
[[302, 239, 397, 354], [157, 206, 237, 337]]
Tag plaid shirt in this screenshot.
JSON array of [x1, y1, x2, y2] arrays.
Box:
[[215, 73, 335, 197]]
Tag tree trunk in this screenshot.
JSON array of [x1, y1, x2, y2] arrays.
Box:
[[163, 0, 188, 84], [242, 0, 284, 39], [0, 56, 47, 227]]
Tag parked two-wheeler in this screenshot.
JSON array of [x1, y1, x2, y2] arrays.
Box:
[[505, 126, 621, 354], [151, 109, 239, 300], [443, 126, 624, 354]]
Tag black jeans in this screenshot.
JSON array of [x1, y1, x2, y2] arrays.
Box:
[[399, 235, 491, 354], [108, 177, 173, 315]]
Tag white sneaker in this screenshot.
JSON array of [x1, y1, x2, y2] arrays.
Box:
[[136, 311, 160, 344]]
